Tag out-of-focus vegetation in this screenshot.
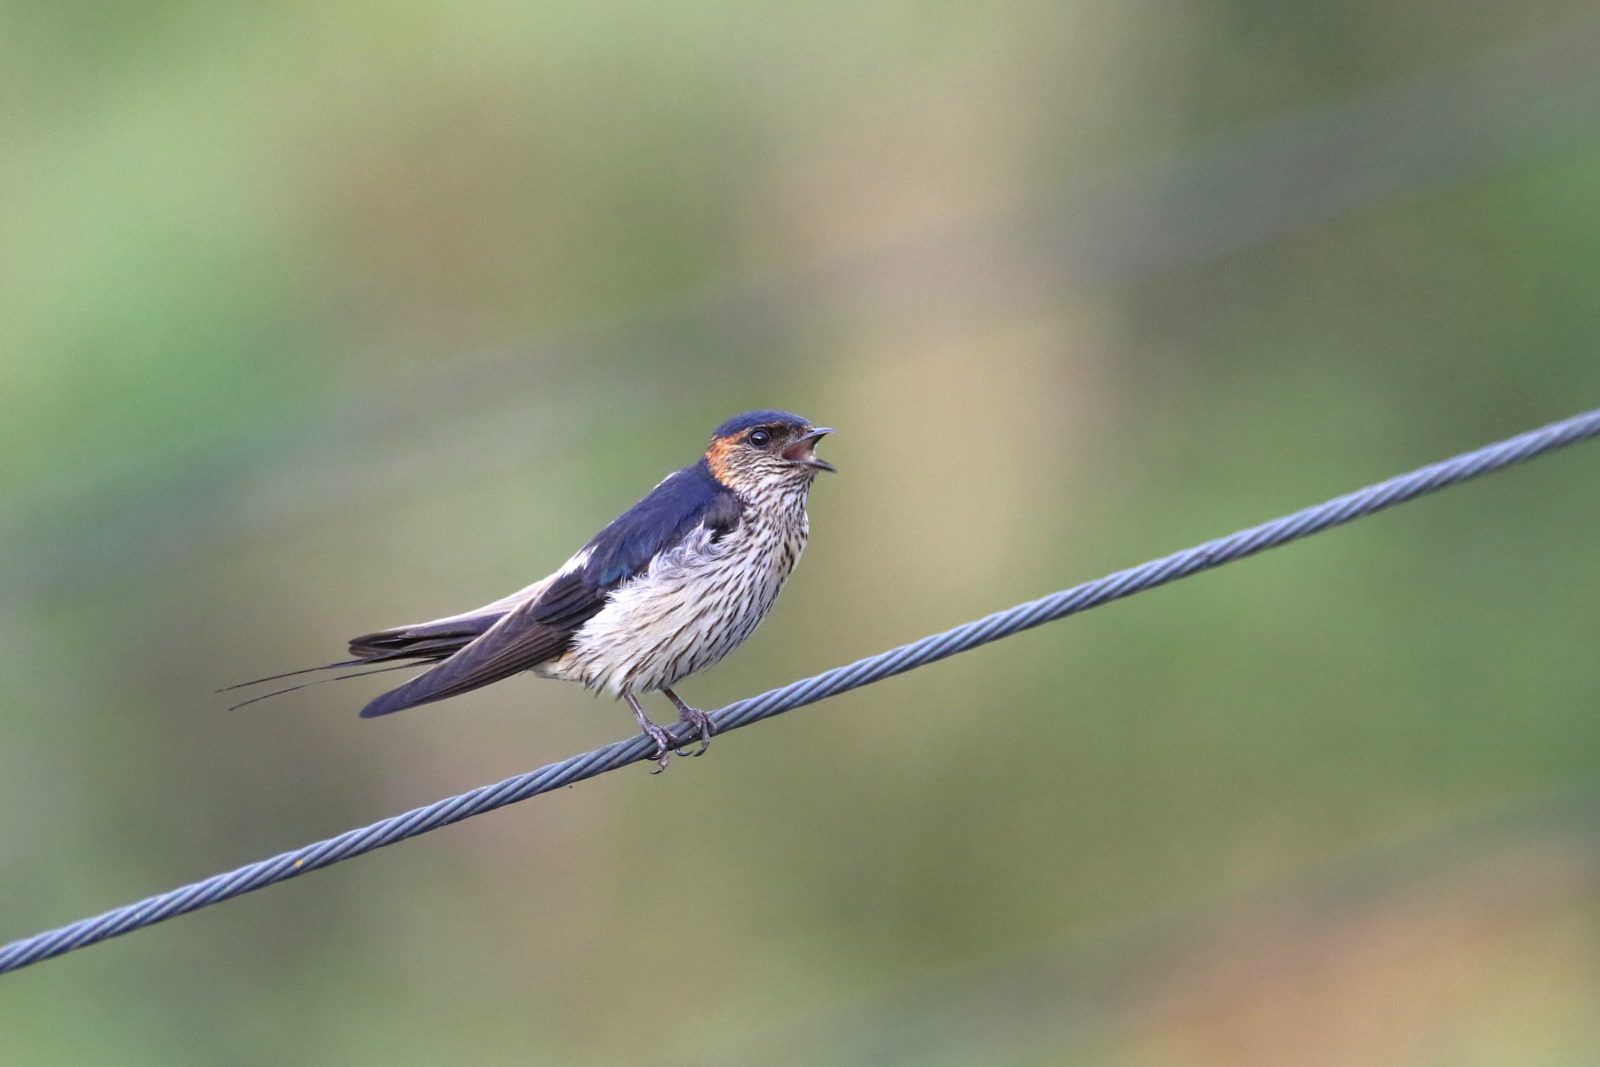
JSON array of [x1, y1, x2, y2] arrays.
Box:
[[4, 3, 1600, 1064]]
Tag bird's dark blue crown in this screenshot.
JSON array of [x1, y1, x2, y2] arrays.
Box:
[[712, 409, 810, 439]]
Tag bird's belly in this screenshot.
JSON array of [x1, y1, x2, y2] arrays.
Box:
[[546, 528, 803, 695]]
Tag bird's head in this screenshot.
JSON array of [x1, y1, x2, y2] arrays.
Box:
[[705, 409, 835, 491]]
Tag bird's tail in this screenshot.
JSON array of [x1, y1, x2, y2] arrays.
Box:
[[217, 658, 422, 710], [221, 611, 501, 711]]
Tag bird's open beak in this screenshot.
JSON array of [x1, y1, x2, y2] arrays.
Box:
[[784, 427, 836, 472]]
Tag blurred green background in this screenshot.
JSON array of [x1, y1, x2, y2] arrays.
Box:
[[5, 2, 1600, 1064]]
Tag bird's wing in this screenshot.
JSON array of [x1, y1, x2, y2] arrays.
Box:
[[346, 575, 557, 660], [359, 461, 743, 718]]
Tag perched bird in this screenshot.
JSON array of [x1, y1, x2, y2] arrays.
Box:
[[228, 410, 835, 769]]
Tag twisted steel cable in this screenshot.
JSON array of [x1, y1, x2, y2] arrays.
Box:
[[4, 407, 1600, 976]]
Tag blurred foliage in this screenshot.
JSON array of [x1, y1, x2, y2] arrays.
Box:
[[3, 2, 1600, 1064]]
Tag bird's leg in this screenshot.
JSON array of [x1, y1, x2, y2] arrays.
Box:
[[624, 690, 679, 772], [662, 687, 715, 756]]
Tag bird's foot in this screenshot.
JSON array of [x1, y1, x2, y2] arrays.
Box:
[[663, 688, 716, 756], [625, 692, 688, 773], [639, 718, 676, 773]]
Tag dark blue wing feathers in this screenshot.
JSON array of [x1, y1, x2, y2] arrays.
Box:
[[358, 460, 742, 717], [580, 459, 740, 588]]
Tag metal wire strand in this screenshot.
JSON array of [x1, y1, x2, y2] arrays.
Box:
[[4, 407, 1600, 976]]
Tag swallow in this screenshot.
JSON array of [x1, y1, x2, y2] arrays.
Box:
[[226, 410, 835, 769]]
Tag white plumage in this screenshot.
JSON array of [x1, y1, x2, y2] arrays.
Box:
[[544, 482, 810, 695]]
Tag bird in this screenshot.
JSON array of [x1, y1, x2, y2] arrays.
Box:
[[226, 410, 835, 769]]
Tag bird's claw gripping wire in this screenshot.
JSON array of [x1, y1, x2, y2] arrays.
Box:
[[626, 692, 691, 772], [664, 688, 715, 756], [642, 724, 677, 773]]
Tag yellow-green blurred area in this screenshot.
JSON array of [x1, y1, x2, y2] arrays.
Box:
[[5, 1, 1600, 1063]]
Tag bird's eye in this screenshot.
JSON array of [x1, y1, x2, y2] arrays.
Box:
[[749, 429, 772, 447]]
